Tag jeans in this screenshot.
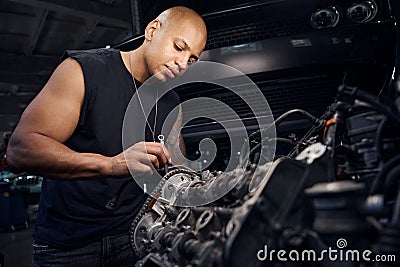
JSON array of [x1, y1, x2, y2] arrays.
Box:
[[32, 232, 139, 267]]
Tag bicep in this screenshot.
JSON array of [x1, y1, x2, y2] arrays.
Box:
[[15, 58, 85, 143]]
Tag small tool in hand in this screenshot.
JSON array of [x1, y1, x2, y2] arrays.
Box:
[[158, 134, 169, 174]]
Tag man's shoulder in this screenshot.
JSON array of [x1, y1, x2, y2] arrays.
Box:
[[61, 48, 119, 65]]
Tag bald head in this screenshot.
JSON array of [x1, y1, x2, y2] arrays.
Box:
[[156, 6, 207, 43], [136, 6, 207, 82]]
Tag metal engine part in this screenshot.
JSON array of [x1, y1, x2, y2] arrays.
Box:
[[129, 85, 400, 267]]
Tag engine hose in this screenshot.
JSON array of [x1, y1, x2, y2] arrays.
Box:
[[384, 165, 400, 195], [370, 153, 400, 194], [375, 117, 388, 162], [392, 184, 400, 224]]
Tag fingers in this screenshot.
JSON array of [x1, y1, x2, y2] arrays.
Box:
[[141, 142, 171, 165], [124, 142, 171, 173], [135, 163, 153, 175], [147, 154, 160, 169], [114, 141, 171, 177]]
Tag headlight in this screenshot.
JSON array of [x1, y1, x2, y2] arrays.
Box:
[[347, 0, 378, 23], [311, 6, 341, 29]]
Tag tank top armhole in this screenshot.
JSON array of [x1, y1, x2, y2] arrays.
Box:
[[60, 50, 94, 128]]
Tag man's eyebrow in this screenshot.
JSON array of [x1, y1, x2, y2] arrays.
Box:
[[177, 38, 191, 51], [177, 38, 199, 61]]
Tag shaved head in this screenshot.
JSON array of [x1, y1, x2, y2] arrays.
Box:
[[131, 6, 207, 82], [155, 6, 207, 45]]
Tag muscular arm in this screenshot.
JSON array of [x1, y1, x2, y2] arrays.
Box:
[[6, 58, 169, 179]]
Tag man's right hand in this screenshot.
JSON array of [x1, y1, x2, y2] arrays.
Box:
[[110, 141, 172, 177]]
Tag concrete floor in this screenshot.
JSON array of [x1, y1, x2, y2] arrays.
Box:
[[0, 205, 36, 267]]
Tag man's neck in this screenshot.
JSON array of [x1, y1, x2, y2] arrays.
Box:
[[129, 47, 149, 83]]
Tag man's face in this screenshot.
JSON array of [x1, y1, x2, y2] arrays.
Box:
[[143, 19, 207, 82]]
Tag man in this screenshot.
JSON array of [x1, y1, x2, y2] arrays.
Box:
[[6, 6, 207, 266]]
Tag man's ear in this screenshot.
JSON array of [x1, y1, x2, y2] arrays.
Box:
[[144, 20, 161, 41]]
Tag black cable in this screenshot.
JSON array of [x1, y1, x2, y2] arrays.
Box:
[[287, 107, 332, 158], [338, 85, 400, 126], [375, 117, 388, 162], [248, 137, 295, 158], [274, 109, 321, 127], [274, 137, 295, 145], [248, 109, 324, 141], [337, 85, 400, 194], [392, 184, 400, 224], [249, 143, 260, 157], [239, 109, 327, 166], [384, 165, 400, 195], [370, 153, 400, 194]]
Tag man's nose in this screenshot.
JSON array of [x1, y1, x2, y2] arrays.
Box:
[[175, 55, 189, 72]]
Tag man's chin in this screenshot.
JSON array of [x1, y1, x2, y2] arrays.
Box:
[[152, 72, 168, 83]]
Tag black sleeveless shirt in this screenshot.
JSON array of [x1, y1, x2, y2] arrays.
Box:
[[33, 48, 180, 248]]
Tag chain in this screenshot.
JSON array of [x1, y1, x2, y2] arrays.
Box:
[[128, 52, 158, 141]]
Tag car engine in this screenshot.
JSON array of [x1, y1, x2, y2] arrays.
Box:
[[128, 83, 400, 267]]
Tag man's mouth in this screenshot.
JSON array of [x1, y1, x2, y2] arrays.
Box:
[[165, 67, 175, 79]]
